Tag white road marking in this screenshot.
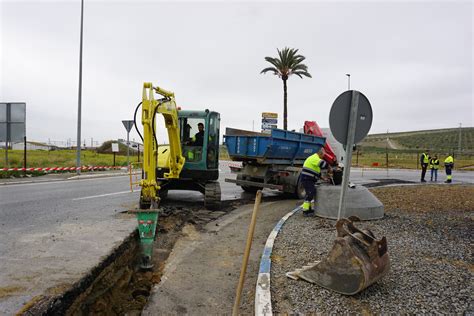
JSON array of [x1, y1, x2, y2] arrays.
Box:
[[72, 190, 136, 201], [0, 175, 130, 188]]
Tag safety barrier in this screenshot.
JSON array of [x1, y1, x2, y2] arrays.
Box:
[[0, 166, 124, 172], [129, 162, 143, 192], [219, 160, 242, 169]]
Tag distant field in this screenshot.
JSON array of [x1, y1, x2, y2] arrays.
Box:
[[0, 149, 140, 169], [351, 150, 473, 170], [2, 132, 473, 175], [361, 127, 474, 151]]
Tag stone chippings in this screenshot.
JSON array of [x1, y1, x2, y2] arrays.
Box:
[[271, 209, 473, 314]]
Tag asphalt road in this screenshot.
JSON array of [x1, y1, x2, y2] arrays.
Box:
[[349, 167, 474, 185], [0, 163, 242, 245]]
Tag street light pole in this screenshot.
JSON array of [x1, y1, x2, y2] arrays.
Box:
[[346, 73, 351, 90], [458, 123, 462, 153], [76, 0, 84, 175]]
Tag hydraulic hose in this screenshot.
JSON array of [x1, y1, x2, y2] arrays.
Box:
[[152, 98, 170, 149], [133, 102, 144, 142], [152, 104, 159, 148]]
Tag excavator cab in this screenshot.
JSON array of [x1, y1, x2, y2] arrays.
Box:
[[178, 110, 220, 174], [156, 110, 222, 209]]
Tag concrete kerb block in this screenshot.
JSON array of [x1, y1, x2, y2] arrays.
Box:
[[315, 185, 384, 220], [255, 206, 301, 316]]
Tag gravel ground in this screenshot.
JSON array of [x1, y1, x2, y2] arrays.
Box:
[[271, 184, 474, 314]]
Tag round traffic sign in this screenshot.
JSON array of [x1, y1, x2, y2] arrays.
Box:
[[329, 90, 373, 144]]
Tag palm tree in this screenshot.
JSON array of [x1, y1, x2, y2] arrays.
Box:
[[261, 47, 312, 131]]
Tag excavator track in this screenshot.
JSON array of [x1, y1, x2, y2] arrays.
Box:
[[204, 181, 221, 210]]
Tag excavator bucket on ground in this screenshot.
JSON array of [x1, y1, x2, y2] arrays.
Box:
[[287, 216, 390, 295]]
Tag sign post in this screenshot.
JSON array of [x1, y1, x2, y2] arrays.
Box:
[[0, 103, 26, 168], [112, 142, 119, 166], [137, 143, 140, 163], [329, 90, 372, 219], [122, 120, 134, 170], [261, 112, 278, 134]]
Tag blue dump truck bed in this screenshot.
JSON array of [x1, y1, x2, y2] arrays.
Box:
[[224, 128, 326, 164]]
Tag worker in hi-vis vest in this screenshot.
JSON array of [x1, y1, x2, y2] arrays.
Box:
[[299, 149, 329, 217], [444, 154, 454, 183], [420, 151, 431, 182], [429, 155, 440, 182]]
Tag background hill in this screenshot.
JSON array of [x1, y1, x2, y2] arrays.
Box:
[[360, 127, 474, 152]]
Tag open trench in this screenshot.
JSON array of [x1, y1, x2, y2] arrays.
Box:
[[16, 196, 266, 316]]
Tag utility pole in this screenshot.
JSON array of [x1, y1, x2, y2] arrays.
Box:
[[346, 73, 351, 90], [76, 0, 84, 175], [137, 143, 140, 163], [122, 120, 134, 171], [458, 123, 462, 154], [386, 129, 389, 177]]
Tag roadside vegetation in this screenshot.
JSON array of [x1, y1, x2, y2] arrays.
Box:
[[0, 148, 139, 169], [351, 148, 473, 170], [361, 127, 474, 151], [3, 126, 473, 178], [0, 144, 141, 178]]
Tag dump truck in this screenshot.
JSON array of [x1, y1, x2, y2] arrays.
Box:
[[223, 127, 330, 197]]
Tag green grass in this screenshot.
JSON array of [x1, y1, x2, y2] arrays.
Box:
[[0, 149, 140, 169], [352, 148, 474, 170]]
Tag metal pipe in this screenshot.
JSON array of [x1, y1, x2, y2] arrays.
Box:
[[76, 0, 84, 175], [127, 131, 130, 170], [5, 104, 10, 167], [458, 123, 462, 154], [337, 90, 359, 220], [23, 136, 27, 175]]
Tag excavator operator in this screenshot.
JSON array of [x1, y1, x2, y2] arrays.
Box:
[[192, 123, 205, 146]]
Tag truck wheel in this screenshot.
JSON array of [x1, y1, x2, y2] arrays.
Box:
[[294, 180, 306, 199], [204, 181, 221, 210]]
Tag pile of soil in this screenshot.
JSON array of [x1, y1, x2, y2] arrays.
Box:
[[371, 184, 474, 213]]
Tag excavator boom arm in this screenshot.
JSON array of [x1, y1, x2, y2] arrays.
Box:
[[140, 82, 185, 207]]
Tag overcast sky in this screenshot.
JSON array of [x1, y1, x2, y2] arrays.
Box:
[[1, 0, 472, 145]]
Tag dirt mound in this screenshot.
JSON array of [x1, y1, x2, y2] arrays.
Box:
[[370, 184, 474, 213], [97, 141, 133, 155]]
